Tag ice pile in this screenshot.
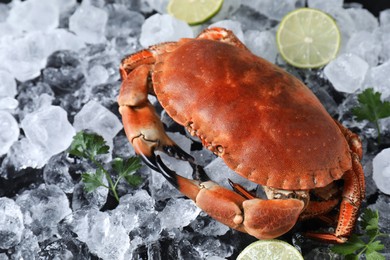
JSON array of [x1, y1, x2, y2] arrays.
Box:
[[321, 4, 390, 95], [0, 0, 390, 259]]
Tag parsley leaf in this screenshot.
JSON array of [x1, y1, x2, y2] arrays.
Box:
[[112, 157, 143, 187], [81, 169, 106, 193], [331, 209, 388, 259], [332, 234, 366, 255], [352, 88, 390, 142], [69, 131, 109, 159], [69, 131, 143, 201]]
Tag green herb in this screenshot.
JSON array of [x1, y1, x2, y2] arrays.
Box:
[[69, 131, 142, 201], [331, 209, 388, 260], [352, 88, 390, 143]]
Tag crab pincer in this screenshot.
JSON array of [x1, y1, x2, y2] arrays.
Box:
[[155, 156, 304, 239]]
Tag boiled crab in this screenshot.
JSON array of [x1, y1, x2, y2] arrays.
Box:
[[118, 28, 365, 243]]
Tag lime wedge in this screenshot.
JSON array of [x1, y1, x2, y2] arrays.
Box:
[[276, 8, 341, 68], [167, 0, 224, 25], [237, 240, 304, 260]]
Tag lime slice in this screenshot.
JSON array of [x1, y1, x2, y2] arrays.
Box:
[[167, 0, 224, 25], [276, 8, 341, 68], [237, 240, 304, 260]]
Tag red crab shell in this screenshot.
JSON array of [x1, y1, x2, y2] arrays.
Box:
[[151, 39, 351, 190]]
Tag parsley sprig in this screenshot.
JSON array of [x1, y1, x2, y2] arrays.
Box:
[[69, 131, 142, 201], [331, 209, 388, 260], [352, 88, 390, 143]]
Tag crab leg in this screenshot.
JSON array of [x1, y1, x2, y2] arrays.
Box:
[[334, 119, 363, 160], [305, 153, 365, 243], [118, 51, 193, 167], [155, 156, 304, 239]]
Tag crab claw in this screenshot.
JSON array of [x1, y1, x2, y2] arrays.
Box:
[[155, 157, 305, 239], [162, 145, 194, 162]]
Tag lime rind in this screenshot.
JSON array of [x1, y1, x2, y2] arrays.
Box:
[[167, 0, 224, 26], [237, 239, 304, 260], [276, 8, 341, 69]]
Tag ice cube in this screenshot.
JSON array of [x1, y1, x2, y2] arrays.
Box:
[[0, 69, 16, 98], [139, 14, 193, 48], [54, 0, 77, 14], [21, 105, 76, 157], [346, 8, 379, 33], [167, 132, 192, 154], [87, 65, 109, 86], [376, 24, 390, 62], [379, 9, 390, 26], [372, 148, 390, 195], [105, 5, 145, 39], [11, 229, 39, 260], [47, 29, 86, 52], [346, 31, 381, 66], [0, 31, 48, 82], [307, 0, 343, 13], [209, 20, 245, 43], [73, 100, 122, 149], [143, 0, 169, 14], [112, 190, 156, 233], [204, 157, 258, 191], [159, 198, 201, 230], [149, 168, 182, 201], [211, 0, 242, 22], [0, 111, 19, 156], [72, 181, 108, 211], [327, 8, 356, 51], [0, 97, 18, 111], [364, 61, 390, 100], [242, 0, 297, 21], [4, 138, 49, 170], [0, 4, 9, 23], [42, 66, 86, 95], [46, 49, 81, 68], [0, 22, 21, 40], [192, 237, 234, 259], [15, 184, 72, 242], [43, 154, 75, 194], [113, 134, 136, 158], [323, 53, 369, 93], [0, 197, 24, 249], [17, 82, 55, 121], [6, 0, 59, 32], [65, 208, 130, 260], [69, 1, 108, 44], [244, 29, 277, 63], [231, 5, 272, 32], [190, 217, 230, 237], [112, 0, 153, 14]]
